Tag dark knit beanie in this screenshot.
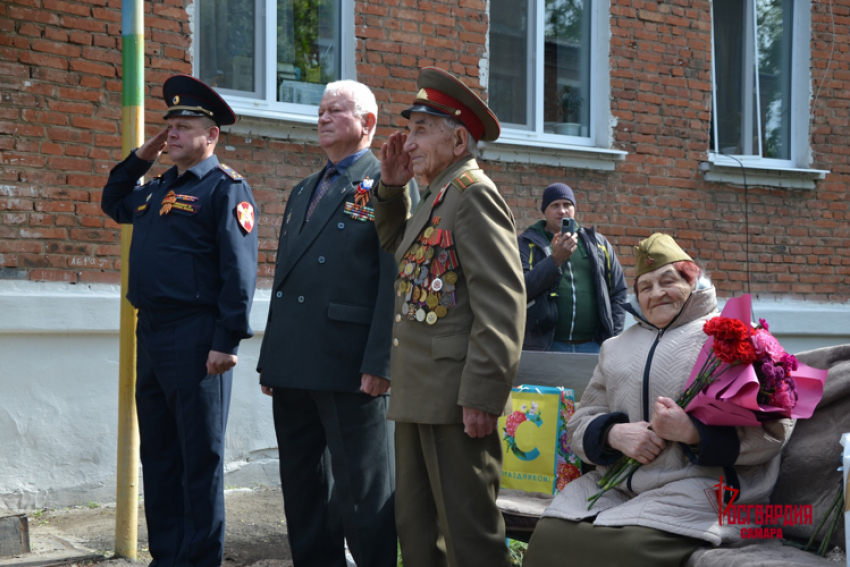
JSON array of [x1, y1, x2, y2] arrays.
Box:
[[541, 183, 576, 212]]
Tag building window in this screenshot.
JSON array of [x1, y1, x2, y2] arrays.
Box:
[[489, 0, 599, 144], [710, 0, 796, 162], [196, 0, 351, 118]]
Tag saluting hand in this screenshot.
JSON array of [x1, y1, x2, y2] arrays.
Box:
[[136, 128, 169, 162], [462, 407, 499, 438], [380, 131, 414, 187], [206, 350, 237, 376]]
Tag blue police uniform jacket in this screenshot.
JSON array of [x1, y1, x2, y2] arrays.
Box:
[[101, 151, 259, 355]]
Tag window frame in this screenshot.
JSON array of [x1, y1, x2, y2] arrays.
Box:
[[491, 0, 612, 151], [192, 0, 357, 124], [708, 0, 813, 171]]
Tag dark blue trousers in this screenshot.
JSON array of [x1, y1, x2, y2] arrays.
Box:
[[136, 310, 232, 567]]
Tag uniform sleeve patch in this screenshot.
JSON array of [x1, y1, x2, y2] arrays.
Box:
[[451, 170, 479, 193], [219, 163, 244, 181], [236, 202, 255, 233]]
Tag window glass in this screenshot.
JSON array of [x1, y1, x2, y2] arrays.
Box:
[[197, 0, 341, 107], [489, 0, 593, 138], [543, 0, 591, 137], [489, 0, 531, 128], [197, 0, 257, 93], [711, 0, 793, 159], [277, 0, 340, 105]]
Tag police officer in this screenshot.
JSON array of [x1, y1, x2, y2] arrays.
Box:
[[374, 68, 526, 567], [101, 75, 258, 567]]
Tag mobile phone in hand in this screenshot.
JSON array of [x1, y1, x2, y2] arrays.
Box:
[[561, 217, 576, 235]]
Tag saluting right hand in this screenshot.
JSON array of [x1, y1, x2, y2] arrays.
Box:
[[136, 127, 169, 162], [380, 131, 414, 187]]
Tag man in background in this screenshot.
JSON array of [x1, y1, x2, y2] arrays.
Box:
[[518, 182, 627, 352]]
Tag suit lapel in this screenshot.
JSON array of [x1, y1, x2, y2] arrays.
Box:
[[276, 152, 379, 287]]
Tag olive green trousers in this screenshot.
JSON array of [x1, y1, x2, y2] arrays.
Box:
[[394, 422, 511, 567], [523, 517, 705, 567]]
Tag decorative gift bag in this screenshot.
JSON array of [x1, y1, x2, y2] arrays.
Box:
[[499, 385, 582, 495]]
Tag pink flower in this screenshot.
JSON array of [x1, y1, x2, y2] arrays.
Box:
[[505, 411, 527, 437], [768, 381, 798, 411], [751, 328, 786, 361]]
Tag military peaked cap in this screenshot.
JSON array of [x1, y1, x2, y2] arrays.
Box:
[[162, 74, 237, 126], [401, 67, 500, 142]]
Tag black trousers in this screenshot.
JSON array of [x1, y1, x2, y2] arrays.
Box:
[[272, 387, 396, 567], [136, 310, 232, 567]]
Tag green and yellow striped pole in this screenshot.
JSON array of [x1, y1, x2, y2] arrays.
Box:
[[116, 0, 143, 558]]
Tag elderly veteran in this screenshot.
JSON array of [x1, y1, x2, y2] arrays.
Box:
[[373, 68, 526, 567], [523, 233, 794, 567]]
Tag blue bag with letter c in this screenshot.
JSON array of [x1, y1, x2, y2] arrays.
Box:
[[498, 385, 582, 495]]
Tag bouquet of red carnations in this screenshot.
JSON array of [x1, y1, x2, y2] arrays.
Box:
[[587, 295, 827, 510]]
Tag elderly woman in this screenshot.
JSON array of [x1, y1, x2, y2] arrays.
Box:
[[523, 233, 793, 567]]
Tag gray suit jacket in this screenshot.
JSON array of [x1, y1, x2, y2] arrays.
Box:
[[258, 151, 417, 392]]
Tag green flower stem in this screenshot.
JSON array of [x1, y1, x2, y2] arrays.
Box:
[[804, 483, 842, 553], [816, 482, 844, 557]]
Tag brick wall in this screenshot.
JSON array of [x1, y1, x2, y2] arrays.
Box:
[[1, 0, 848, 300]]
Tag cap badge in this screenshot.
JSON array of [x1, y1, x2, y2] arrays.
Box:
[[172, 95, 179, 105], [417, 88, 429, 101]]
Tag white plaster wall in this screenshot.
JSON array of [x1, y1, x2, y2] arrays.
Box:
[[0, 280, 848, 510], [0, 281, 278, 511]]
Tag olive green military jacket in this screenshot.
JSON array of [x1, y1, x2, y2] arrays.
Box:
[[373, 157, 525, 424]]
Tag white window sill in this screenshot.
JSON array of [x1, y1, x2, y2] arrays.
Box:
[[479, 136, 627, 171], [700, 154, 829, 190], [223, 112, 319, 145]]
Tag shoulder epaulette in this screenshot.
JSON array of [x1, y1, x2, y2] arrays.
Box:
[[451, 170, 479, 193], [219, 163, 244, 181]]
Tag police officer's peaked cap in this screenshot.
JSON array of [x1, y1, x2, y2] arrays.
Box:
[[162, 75, 237, 126], [401, 67, 500, 142]]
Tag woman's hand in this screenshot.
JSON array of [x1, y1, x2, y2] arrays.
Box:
[[650, 396, 700, 445], [607, 421, 666, 465]]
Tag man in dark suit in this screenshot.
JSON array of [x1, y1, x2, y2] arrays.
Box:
[[257, 80, 416, 567]]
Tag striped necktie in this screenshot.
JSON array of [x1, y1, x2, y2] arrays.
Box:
[[304, 166, 337, 222]]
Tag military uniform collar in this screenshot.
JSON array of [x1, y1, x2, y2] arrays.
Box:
[[425, 156, 478, 193], [166, 154, 220, 182]]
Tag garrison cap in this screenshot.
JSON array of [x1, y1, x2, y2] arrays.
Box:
[[401, 67, 501, 142], [634, 233, 693, 279], [162, 75, 236, 126]]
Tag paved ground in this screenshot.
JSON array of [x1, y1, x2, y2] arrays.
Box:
[[1, 487, 293, 567]]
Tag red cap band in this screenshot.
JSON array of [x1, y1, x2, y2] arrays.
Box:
[[417, 88, 486, 141]]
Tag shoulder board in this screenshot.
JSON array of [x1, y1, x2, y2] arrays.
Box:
[[219, 163, 244, 181], [451, 170, 479, 193]]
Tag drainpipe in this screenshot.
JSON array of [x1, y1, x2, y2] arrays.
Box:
[[115, 0, 143, 558]]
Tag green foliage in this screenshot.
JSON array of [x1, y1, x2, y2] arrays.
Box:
[[509, 538, 528, 566]]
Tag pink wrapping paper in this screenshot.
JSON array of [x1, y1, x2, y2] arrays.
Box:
[[683, 294, 827, 427]]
